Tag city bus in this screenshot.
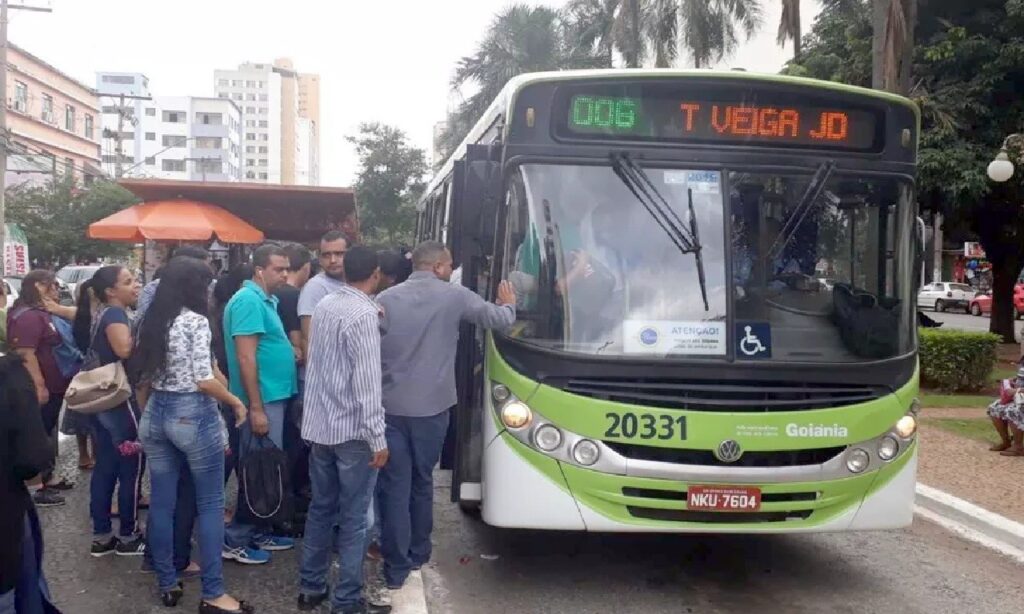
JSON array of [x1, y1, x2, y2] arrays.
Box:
[[418, 70, 920, 533]]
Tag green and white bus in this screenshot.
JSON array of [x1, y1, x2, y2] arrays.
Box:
[[419, 70, 920, 533]]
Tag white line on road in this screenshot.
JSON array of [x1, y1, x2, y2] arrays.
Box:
[[916, 483, 1024, 541], [914, 505, 1024, 565], [391, 569, 429, 614]]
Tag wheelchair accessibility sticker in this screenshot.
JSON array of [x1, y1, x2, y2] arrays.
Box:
[[736, 322, 771, 359]]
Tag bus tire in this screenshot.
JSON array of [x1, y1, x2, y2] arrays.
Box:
[[458, 499, 481, 517]]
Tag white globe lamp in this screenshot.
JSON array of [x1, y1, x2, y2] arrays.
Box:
[[987, 151, 1015, 183]]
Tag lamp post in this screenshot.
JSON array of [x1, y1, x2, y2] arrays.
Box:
[[987, 133, 1023, 183]]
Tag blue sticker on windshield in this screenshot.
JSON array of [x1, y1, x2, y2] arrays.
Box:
[[686, 171, 720, 194], [736, 322, 771, 359]]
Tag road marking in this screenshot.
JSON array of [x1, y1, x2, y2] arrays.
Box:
[[916, 483, 1024, 541], [914, 505, 1024, 565], [392, 569, 429, 614]]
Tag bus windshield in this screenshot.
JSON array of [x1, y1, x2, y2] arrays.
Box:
[[501, 164, 914, 362]]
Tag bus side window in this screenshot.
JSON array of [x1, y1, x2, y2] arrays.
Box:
[[502, 176, 536, 311]]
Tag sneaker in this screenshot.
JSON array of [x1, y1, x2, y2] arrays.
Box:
[[254, 535, 294, 551], [365, 564, 391, 608], [222, 544, 270, 565], [115, 535, 146, 556], [33, 488, 66, 507], [90, 536, 118, 558]]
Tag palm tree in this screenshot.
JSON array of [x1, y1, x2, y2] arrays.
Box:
[[777, 0, 801, 59], [679, 0, 764, 68], [872, 0, 915, 94], [563, 0, 680, 68]]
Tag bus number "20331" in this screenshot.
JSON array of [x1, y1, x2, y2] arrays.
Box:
[[605, 413, 687, 441]]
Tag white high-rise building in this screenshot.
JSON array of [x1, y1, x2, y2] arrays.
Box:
[[214, 59, 320, 185], [97, 72, 243, 182], [214, 63, 282, 183]]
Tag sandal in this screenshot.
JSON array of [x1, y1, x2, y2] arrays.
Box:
[[999, 448, 1024, 457], [78, 459, 96, 470], [989, 442, 1012, 452]]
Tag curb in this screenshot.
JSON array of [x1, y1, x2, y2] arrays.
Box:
[[915, 482, 1024, 565], [391, 569, 429, 614]]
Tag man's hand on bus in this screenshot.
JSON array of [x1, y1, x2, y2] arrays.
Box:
[[497, 280, 516, 306], [370, 448, 390, 469]]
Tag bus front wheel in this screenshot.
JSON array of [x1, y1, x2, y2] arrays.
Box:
[[458, 499, 481, 517]]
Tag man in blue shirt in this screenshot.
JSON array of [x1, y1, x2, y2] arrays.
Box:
[[222, 244, 298, 565]]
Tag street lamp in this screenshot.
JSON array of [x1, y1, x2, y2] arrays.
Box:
[[988, 133, 1023, 183]]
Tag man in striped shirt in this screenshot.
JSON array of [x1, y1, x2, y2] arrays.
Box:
[[299, 246, 391, 614]]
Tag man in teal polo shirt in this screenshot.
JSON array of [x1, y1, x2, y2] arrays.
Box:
[[223, 243, 299, 565]]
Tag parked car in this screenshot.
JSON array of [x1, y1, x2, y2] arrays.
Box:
[[917, 282, 976, 313], [969, 284, 1024, 319], [56, 265, 100, 301]]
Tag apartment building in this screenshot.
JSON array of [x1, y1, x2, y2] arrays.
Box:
[[97, 73, 242, 182], [6, 44, 103, 187]]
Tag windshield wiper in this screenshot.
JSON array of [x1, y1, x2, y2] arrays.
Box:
[[765, 160, 836, 266], [610, 153, 709, 311]]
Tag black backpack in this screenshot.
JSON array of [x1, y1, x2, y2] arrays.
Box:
[[238, 436, 292, 525]]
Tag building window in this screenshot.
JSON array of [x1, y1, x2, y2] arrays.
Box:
[[145, 156, 155, 165], [246, 159, 256, 167], [257, 80, 265, 88], [233, 93, 243, 101], [64, 157, 74, 175], [258, 159, 267, 166], [162, 110, 185, 123], [145, 132, 155, 141], [196, 112, 223, 125], [245, 132, 256, 140], [161, 159, 186, 172], [13, 81, 27, 112], [161, 135, 187, 147], [84, 115, 94, 139], [245, 106, 256, 114], [246, 171, 256, 179], [258, 133, 269, 142], [198, 159, 223, 174], [258, 172, 268, 180], [145, 107, 156, 116], [258, 146, 268, 154], [259, 107, 268, 115], [65, 105, 76, 131], [195, 136, 223, 149], [231, 79, 242, 87], [259, 94, 268, 102], [245, 120, 256, 128], [218, 93, 228, 99], [245, 80, 256, 88], [245, 145, 255, 153], [258, 120, 268, 128], [218, 78, 229, 87], [40, 94, 54, 123], [246, 93, 256, 101]]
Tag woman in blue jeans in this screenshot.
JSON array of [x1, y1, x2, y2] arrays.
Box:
[[72, 266, 146, 557], [131, 257, 254, 614]]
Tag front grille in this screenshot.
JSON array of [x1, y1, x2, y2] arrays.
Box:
[[627, 506, 813, 523], [622, 488, 819, 503], [606, 441, 846, 467], [557, 377, 883, 412]]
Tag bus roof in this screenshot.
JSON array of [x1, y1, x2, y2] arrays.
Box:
[[422, 69, 918, 205]]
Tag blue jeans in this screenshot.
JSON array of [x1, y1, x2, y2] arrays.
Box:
[[143, 468, 195, 573], [89, 402, 143, 539], [225, 400, 286, 549], [377, 411, 450, 587], [140, 391, 226, 600], [0, 510, 59, 614], [299, 441, 376, 611]]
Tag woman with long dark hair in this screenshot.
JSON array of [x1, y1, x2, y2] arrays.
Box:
[[133, 257, 254, 613], [73, 265, 146, 557], [6, 269, 74, 508]]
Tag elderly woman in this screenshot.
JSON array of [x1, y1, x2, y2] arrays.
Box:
[[988, 356, 1024, 455]]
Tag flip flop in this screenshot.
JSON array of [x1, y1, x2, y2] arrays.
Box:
[[989, 442, 1012, 452], [999, 448, 1024, 457], [78, 461, 95, 470]]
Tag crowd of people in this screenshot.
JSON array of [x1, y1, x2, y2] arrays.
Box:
[[0, 233, 516, 614]]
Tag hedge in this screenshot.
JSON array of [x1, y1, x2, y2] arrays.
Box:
[[919, 328, 1000, 392]]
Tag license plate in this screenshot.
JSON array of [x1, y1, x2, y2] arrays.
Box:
[[687, 485, 762, 512]]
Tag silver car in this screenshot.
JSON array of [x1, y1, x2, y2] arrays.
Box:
[[917, 281, 976, 313]]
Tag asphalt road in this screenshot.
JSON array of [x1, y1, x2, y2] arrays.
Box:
[[927, 309, 1024, 336], [38, 446, 1024, 614]]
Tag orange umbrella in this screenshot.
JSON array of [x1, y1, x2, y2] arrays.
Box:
[[88, 199, 264, 244]]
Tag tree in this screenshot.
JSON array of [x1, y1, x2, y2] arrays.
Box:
[[777, 0, 802, 58], [678, 0, 764, 68], [347, 123, 428, 246], [791, 0, 1024, 341], [6, 179, 138, 267]]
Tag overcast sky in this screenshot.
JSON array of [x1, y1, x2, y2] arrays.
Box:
[[12, 0, 820, 186]]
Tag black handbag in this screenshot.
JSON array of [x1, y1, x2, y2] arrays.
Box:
[[238, 436, 292, 525]]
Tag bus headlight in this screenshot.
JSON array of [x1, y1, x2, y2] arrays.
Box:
[[500, 401, 532, 429], [573, 440, 601, 466], [534, 424, 563, 451], [877, 436, 899, 461], [846, 448, 870, 473], [492, 384, 511, 403], [894, 414, 917, 438]]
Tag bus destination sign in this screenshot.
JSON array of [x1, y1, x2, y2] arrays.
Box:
[[564, 93, 880, 151]]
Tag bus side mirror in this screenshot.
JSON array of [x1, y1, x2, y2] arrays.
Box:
[[915, 216, 926, 292]]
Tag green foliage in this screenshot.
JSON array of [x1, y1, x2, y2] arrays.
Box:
[[6, 179, 138, 267], [347, 123, 427, 246], [919, 328, 1000, 392]]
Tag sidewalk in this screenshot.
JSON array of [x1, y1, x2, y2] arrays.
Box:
[[918, 416, 1024, 525]]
